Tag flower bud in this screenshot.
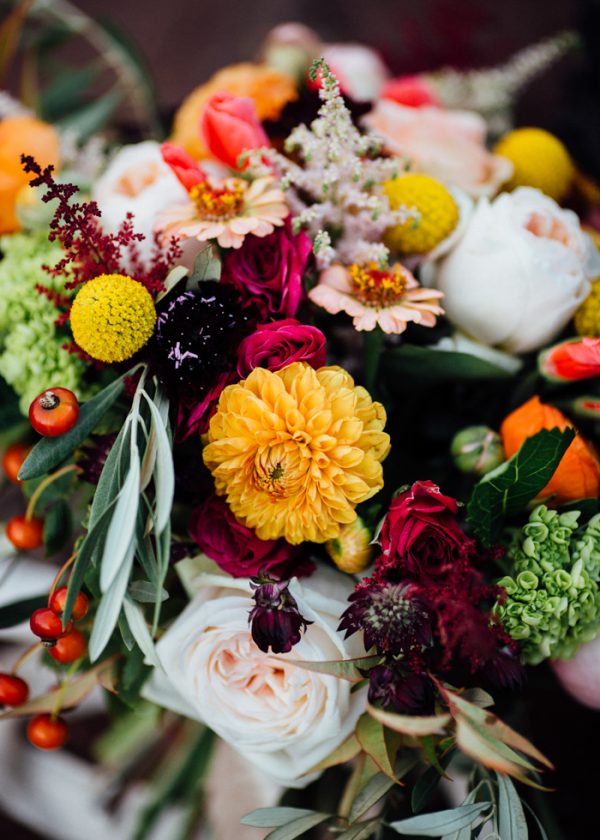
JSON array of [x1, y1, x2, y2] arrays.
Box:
[[249, 576, 311, 654], [326, 517, 374, 574], [451, 425, 504, 476]]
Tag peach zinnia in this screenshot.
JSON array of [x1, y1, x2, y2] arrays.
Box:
[[203, 362, 390, 544], [309, 262, 444, 333]]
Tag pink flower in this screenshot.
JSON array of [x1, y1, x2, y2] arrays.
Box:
[[189, 494, 306, 579], [364, 100, 512, 197], [380, 75, 441, 108], [160, 141, 206, 190], [222, 218, 311, 317], [309, 262, 444, 334], [236, 319, 326, 378], [200, 92, 269, 170], [539, 337, 600, 382]]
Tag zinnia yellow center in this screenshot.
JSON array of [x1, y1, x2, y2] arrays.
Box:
[[189, 180, 246, 220], [350, 262, 408, 307], [203, 363, 390, 544]]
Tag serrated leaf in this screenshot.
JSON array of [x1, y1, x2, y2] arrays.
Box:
[[389, 802, 491, 836], [141, 390, 174, 533], [286, 655, 380, 682], [265, 813, 331, 839], [123, 597, 160, 667], [356, 714, 397, 780], [466, 427, 575, 545], [0, 595, 46, 629], [384, 345, 514, 383], [89, 541, 135, 662], [368, 704, 451, 737], [241, 808, 329, 828], [18, 374, 127, 480], [497, 773, 528, 839], [99, 449, 140, 592]]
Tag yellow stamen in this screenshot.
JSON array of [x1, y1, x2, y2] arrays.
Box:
[[189, 180, 246, 220], [350, 261, 408, 307]]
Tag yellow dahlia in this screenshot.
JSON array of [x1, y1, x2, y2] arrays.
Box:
[[70, 274, 156, 363], [494, 127, 574, 202], [575, 278, 600, 337], [203, 363, 390, 544], [384, 173, 459, 254], [326, 517, 374, 574]]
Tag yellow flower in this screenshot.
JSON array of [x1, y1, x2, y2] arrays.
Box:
[[70, 274, 156, 363], [384, 173, 459, 254], [494, 127, 574, 202], [575, 277, 600, 337], [326, 517, 374, 574], [203, 363, 390, 544]]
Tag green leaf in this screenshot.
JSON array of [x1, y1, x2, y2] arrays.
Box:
[[286, 655, 380, 682], [466, 427, 575, 545], [123, 597, 160, 667], [57, 89, 123, 140], [19, 374, 127, 480], [349, 772, 395, 823], [0, 595, 46, 629], [43, 499, 73, 556], [89, 541, 135, 661], [187, 246, 221, 286], [389, 802, 491, 836], [411, 750, 457, 813], [155, 265, 188, 303], [338, 819, 381, 839], [356, 714, 397, 780], [99, 448, 140, 592], [128, 580, 168, 603], [242, 808, 327, 828], [306, 733, 361, 775], [384, 344, 514, 383], [497, 773, 529, 839], [265, 813, 331, 839], [40, 63, 100, 121], [141, 389, 174, 533], [368, 704, 451, 737]]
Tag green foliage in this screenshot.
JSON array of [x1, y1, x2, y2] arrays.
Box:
[[383, 344, 515, 383]]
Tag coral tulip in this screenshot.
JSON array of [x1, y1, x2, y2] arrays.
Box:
[[200, 92, 268, 170]]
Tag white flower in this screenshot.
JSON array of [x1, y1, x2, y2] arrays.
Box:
[[92, 141, 188, 265], [142, 568, 366, 788], [322, 43, 389, 102], [431, 188, 593, 354]]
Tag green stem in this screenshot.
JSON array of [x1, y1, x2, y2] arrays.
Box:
[[363, 328, 384, 396]]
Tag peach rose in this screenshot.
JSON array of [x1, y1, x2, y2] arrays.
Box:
[[364, 99, 512, 197]]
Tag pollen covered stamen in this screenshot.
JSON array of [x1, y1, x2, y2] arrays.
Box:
[[189, 180, 246, 221], [350, 261, 409, 307]]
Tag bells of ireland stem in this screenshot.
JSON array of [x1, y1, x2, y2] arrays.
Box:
[[451, 425, 504, 477]]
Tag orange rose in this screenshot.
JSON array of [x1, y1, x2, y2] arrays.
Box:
[[500, 396, 600, 503], [0, 116, 60, 234], [171, 63, 296, 159]]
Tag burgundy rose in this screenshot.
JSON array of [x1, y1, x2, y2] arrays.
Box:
[[377, 480, 466, 581], [221, 218, 312, 318], [237, 319, 326, 378], [189, 495, 302, 578]]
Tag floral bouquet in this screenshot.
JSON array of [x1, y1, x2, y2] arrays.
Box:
[[0, 15, 599, 840]]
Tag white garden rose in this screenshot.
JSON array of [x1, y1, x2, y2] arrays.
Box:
[[432, 187, 594, 354], [142, 568, 367, 787]]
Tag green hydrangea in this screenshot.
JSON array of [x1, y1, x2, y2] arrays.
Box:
[[0, 232, 93, 414], [495, 505, 600, 665]]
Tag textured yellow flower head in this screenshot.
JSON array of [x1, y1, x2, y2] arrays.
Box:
[[494, 127, 574, 202], [203, 363, 390, 544], [575, 277, 600, 337], [70, 274, 157, 363], [384, 173, 459, 254]]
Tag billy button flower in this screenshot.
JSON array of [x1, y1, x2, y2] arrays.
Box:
[[70, 274, 157, 363]]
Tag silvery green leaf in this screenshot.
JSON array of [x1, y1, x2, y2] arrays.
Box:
[[89, 541, 135, 661], [123, 597, 160, 667], [338, 820, 381, 840], [99, 448, 140, 592], [349, 772, 395, 823], [241, 808, 327, 828], [389, 803, 492, 836], [264, 813, 331, 839], [188, 246, 221, 286], [497, 774, 528, 839], [142, 391, 174, 534], [88, 419, 130, 530], [128, 580, 168, 603]]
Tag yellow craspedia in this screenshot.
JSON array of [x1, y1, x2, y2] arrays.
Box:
[[384, 173, 459, 255], [574, 278, 600, 337], [326, 517, 374, 574], [203, 363, 390, 544], [494, 127, 574, 202], [70, 274, 156, 363]]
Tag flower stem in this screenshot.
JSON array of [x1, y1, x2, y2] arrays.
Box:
[[25, 463, 80, 521], [11, 642, 43, 675], [363, 328, 384, 395], [47, 551, 78, 605]]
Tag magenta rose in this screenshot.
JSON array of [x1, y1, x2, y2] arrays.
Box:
[[189, 495, 306, 579], [236, 319, 326, 378], [377, 480, 466, 581], [221, 218, 312, 318]]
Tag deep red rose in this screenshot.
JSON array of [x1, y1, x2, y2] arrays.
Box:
[[221, 218, 311, 318], [236, 318, 326, 378], [189, 495, 307, 579], [377, 480, 465, 581]]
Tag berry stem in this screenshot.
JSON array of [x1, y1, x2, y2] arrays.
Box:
[[11, 642, 43, 675], [47, 551, 78, 606], [25, 463, 80, 522], [51, 660, 81, 719]]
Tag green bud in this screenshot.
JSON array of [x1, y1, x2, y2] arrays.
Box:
[[450, 425, 504, 476]]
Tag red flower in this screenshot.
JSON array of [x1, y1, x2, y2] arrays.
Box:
[[200, 92, 269, 170], [160, 141, 205, 190], [222, 219, 312, 318], [377, 480, 465, 582], [380, 75, 441, 108], [539, 336, 600, 382], [236, 319, 326, 378]]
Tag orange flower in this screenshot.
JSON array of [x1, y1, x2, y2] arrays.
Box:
[[171, 63, 297, 159], [500, 396, 600, 503], [0, 116, 60, 234]]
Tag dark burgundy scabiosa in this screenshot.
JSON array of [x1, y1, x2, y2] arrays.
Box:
[[339, 582, 432, 656], [77, 433, 118, 485], [249, 577, 312, 654], [367, 665, 435, 715], [236, 319, 327, 378]]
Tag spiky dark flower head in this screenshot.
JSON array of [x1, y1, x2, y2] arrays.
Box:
[[77, 433, 117, 485], [153, 282, 255, 392], [249, 575, 312, 654], [339, 581, 432, 657], [367, 664, 435, 715]]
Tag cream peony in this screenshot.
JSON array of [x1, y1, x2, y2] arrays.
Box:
[[364, 99, 512, 197], [431, 188, 594, 354], [142, 568, 366, 787]]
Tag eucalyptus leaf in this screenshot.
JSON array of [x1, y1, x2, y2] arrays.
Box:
[[19, 374, 127, 480], [141, 390, 174, 533], [242, 808, 328, 828], [88, 418, 131, 530], [99, 448, 140, 592], [123, 597, 160, 667], [89, 541, 135, 662], [128, 580, 168, 603], [497, 773, 528, 839], [389, 802, 491, 836]]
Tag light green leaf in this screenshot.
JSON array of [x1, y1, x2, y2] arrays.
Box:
[[305, 733, 361, 775], [89, 541, 135, 661], [188, 246, 221, 286], [338, 819, 381, 839], [356, 714, 397, 780], [123, 597, 160, 667], [368, 704, 451, 737], [241, 808, 328, 828], [99, 448, 140, 592], [349, 772, 395, 823], [497, 773, 528, 840], [128, 580, 168, 603], [141, 390, 174, 533], [155, 265, 188, 303], [287, 655, 380, 682], [389, 803, 491, 836], [265, 813, 331, 839]]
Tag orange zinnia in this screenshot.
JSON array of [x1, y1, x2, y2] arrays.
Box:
[[0, 116, 60, 234], [500, 395, 600, 503]]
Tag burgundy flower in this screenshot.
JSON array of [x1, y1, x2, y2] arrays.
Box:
[[249, 577, 312, 654], [367, 665, 435, 715], [77, 433, 117, 485], [377, 481, 466, 582], [189, 495, 301, 579], [236, 319, 327, 378], [221, 218, 312, 318]]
